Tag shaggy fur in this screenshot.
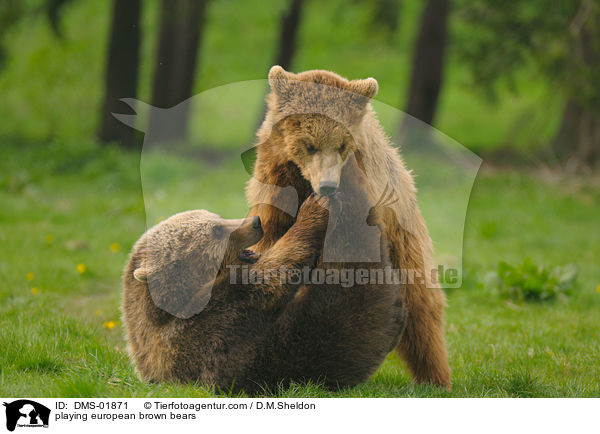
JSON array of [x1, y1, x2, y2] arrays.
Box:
[[246, 66, 451, 387], [122, 185, 405, 393]]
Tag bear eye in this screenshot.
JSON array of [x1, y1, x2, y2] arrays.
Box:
[[339, 142, 347, 153], [212, 225, 224, 239], [305, 141, 316, 154]]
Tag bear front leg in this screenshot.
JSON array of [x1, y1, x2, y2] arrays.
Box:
[[246, 163, 313, 254], [247, 203, 296, 253], [249, 194, 330, 304]]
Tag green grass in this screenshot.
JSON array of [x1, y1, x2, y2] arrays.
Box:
[[0, 0, 597, 398], [1, 140, 599, 397]]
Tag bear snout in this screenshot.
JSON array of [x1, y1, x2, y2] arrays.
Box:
[[319, 181, 338, 196]]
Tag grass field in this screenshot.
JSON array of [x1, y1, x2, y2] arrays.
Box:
[[1, 0, 599, 398], [1, 139, 599, 398]]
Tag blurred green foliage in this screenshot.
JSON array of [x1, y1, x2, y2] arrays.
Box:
[[0, 0, 561, 154], [0, 0, 23, 68], [455, 0, 600, 111], [485, 259, 578, 302]]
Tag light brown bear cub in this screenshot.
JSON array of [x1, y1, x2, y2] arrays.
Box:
[[123, 184, 404, 393], [246, 66, 451, 387]]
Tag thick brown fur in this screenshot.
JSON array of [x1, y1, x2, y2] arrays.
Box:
[[246, 66, 451, 387], [123, 187, 404, 393]]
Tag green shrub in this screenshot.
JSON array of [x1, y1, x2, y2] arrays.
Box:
[[485, 258, 577, 302]]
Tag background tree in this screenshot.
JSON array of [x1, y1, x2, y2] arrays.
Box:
[[456, 0, 600, 171], [0, 1, 26, 70], [97, 0, 142, 148], [274, 0, 305, 70], [47, 0, 76, 37], [552, 1, 600, 171], [0, 0, 80, 69], [254, 0, 306, 129], [149, 0, 208, 143], [368, 0, 400, 34], [401, 0, 450, 133]]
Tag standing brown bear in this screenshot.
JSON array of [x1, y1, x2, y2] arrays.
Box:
[[246, 66, 451, 387]]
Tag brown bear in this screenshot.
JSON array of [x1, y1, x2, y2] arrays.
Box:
[[122, 178, 405, 393], [246, 66, 451, 387]]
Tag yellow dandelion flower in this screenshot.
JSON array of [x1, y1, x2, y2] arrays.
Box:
[[31, 287, 40, 295], [103, 321, 116, 330], [44, 234, 53, 244], [26, 272, 34, 281], [76, 263, 87, 274], [109, 242, 120, 253], [596, 284, 600, 294], [95, 309, 102, 316]]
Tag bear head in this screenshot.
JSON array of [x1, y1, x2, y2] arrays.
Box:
[[266, 66, 378, 196], [132, 210, 263, 318]]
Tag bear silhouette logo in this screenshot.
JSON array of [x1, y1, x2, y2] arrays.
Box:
[[3, 400, 50, 431]]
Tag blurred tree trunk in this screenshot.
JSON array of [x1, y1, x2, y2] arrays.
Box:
[[150, 0, 207, 143], [552, 100, 600, 171], [274, 0, 304, 70], [400, 0, 449, 132], [255, 0, 305, 130], [97, 0, 141, 149], [551, 9, 600, 171], [47, 0, 76, 37]]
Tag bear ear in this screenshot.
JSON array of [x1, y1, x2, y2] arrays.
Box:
[[347, 77, 378, 99], [268, 65, 295, 96], [133, 267, 148, 282]]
